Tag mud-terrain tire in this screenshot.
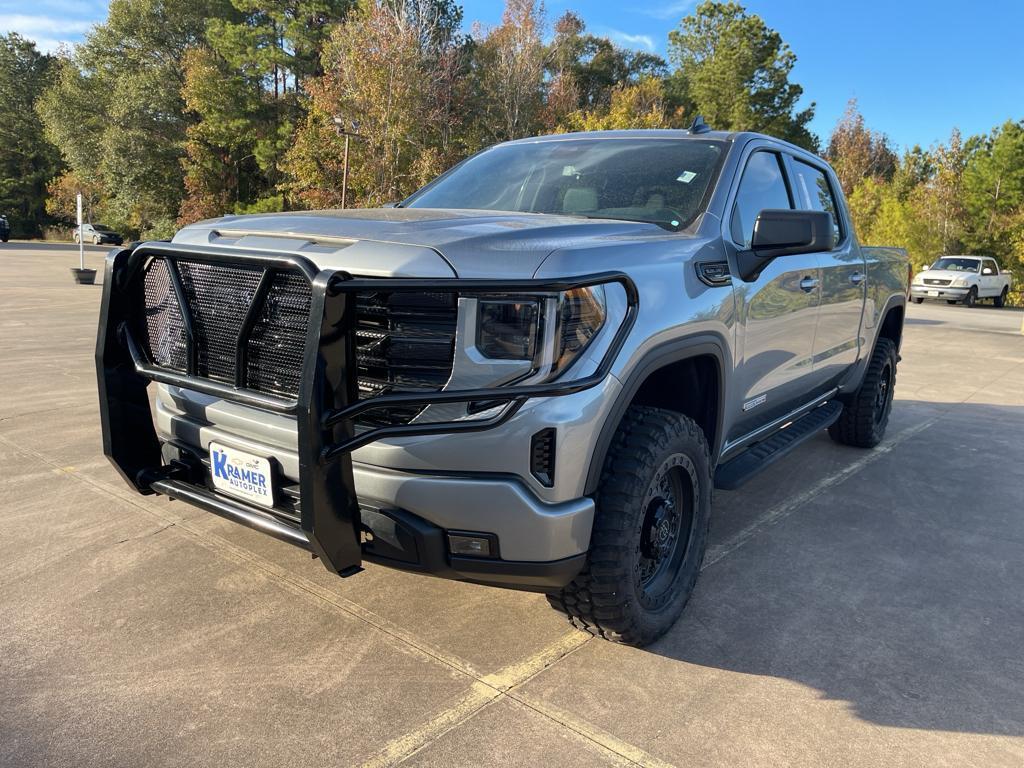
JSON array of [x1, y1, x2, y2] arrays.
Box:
[[829, 338, 897, 449], [547, 406, 712, 647], [994, 287, 1008, 308]]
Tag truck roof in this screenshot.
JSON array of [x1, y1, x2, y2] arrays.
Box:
[[501, 128, 823, 161]]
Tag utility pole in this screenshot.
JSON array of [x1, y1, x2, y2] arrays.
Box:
[[332, 116, 362, 210]]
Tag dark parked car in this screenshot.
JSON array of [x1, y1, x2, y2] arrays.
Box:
[[75, 223, 123, 246], [0, 215, 9, 242]]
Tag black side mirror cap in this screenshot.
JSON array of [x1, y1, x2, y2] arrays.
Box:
[[735, 209, 834, 281]]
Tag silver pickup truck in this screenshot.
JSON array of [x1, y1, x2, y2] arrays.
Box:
[[97, 127, 909, 646]]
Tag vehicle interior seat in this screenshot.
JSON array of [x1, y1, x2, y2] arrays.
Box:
[[562, 187, 598, 214]]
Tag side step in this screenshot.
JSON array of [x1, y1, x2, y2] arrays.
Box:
[[714, 400, 843, 491]]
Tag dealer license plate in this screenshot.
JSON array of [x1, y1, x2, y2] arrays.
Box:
[[209, 442, 275, 508]]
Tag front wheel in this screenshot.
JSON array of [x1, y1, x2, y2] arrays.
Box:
[[994, 287, 1008, 308], [963, 286, 977, 307], [913, 297, 924, 304], [547, 406, 712, 647], [829, 338, 897, 449], [92, 235, 101, 245]]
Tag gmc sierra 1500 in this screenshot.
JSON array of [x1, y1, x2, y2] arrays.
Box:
[[97, 127, 909, 646]]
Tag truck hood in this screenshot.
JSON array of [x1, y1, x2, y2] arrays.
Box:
[[173, 208, 673, 278]]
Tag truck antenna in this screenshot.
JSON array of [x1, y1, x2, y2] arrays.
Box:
[[689, 115, 711, 134]]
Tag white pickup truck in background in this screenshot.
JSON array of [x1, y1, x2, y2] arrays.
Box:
[[911, 255, 1013, 307]]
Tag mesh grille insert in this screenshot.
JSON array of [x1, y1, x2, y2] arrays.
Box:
[[143, 258, 188, 371], [139, 257, 458, 424], [177, 261, 263, 384], [247, 271, 313, 397]]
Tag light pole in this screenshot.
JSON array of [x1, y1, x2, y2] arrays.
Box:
[[331, 116, 362, 209]]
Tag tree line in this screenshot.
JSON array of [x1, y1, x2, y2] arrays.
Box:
[[1, 0, 1021, 301]]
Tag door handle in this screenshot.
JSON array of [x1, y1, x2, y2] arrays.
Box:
[[799, 276, 819, 292], [850, 272, 866, 285]]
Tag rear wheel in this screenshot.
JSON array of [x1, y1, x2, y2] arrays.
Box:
[[994, 287, 1008, 308], [829, 338, 897, 449], [546, 406, 712, 647], [963, 286, 977, 307]]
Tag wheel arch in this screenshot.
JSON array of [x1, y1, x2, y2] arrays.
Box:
[[877, 298, 905, 352], [585, 334, 728, 495]]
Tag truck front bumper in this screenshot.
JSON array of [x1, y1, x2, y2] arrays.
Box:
[[911, 285, 969, 300], [96, 242, 635, 590]]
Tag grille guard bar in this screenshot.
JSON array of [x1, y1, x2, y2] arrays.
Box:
[[96, 242, 639, 576]]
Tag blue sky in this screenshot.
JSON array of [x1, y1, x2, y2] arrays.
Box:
[[3, 0, 1022, 151]]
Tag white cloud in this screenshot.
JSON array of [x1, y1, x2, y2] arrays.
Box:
[[606, 30, 656, 51], [642, 1, 697, 21], [0, 3, 105, 52], [0, 14, 94, 37]]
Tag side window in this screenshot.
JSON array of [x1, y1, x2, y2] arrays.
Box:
[[790, 159, 843, 246], [984, 259, 998, 275], [730, 151, 791, 248]]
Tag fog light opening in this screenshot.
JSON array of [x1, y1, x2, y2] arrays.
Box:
[[447, 531, 498, 559]]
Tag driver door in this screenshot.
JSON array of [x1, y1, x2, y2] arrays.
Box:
[[726, 149, 822, 441]]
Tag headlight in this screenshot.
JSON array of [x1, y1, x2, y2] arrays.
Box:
[[476, 285, 607, 379], [952, 277, 969, 287], [477, 301, 539, 359]]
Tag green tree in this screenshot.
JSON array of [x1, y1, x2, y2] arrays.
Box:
[[0, 34, 62, 237], [962, 120, 1024, 255], [667, 1, 817, 150], [38, 0, 231, 238], [184, 0, 353, 218], [546, 12, 666, 113]]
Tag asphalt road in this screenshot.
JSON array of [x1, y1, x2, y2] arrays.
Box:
[[2, 243, 1023, 767]]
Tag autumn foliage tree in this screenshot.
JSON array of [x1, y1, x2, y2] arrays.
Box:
[[825, 99, 897, 196], [283, 0, 471, 208]]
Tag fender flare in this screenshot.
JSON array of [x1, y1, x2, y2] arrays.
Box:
[[584, 333, 729, 495]]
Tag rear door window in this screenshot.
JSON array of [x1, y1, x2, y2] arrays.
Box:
[[790, 159, 843, 246]]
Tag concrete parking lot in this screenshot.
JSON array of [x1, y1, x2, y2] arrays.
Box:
[[2, 243, 1023, 768]]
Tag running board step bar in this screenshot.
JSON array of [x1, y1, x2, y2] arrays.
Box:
[[714, 401, 843, 490]]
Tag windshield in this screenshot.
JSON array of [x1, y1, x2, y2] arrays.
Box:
[[931, 257, 980, 272], [404, 138, 725, 231]]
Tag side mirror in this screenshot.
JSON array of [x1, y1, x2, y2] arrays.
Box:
[[982, 267, 994, 275], [735, 209, 834, 281]]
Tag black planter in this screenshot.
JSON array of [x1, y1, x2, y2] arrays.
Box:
[[71, 267, 97, 285]]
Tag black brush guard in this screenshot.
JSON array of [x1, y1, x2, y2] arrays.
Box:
[[96, 242, 638, 577]]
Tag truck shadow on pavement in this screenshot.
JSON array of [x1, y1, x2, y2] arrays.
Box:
[[644, 401, 1024, 737]]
